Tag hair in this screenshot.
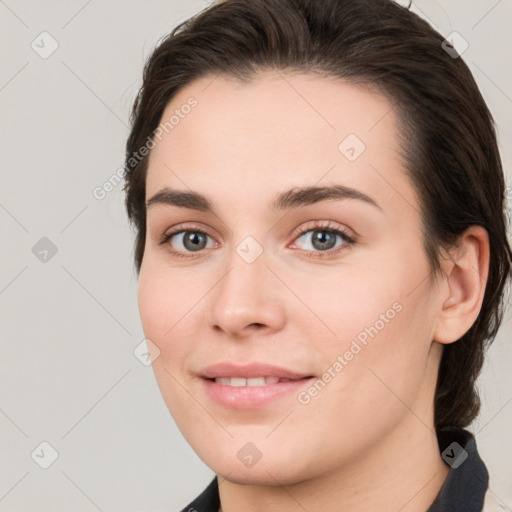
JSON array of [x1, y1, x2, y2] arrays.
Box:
[[123, 0, 511, 429]]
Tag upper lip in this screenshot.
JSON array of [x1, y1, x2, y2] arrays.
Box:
[[200, 362, 313, 380]]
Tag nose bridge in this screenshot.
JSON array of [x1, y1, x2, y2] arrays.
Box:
[[206, 240, 285, 336]]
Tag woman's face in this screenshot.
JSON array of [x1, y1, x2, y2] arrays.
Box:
[[139, 72, 447, 484]]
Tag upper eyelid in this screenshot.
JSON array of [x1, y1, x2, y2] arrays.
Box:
[[162, 222, 216, 241], [164, 220, 347, 236]]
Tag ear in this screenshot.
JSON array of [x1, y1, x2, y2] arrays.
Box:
[[433, 225, 490, 344]]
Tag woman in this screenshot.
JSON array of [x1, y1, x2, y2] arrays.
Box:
[[123, 0, 511, 510]]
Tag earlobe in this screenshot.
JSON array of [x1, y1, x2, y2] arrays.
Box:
[[433, 225, 490, 345]]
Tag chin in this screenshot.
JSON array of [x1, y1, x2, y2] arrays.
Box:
[[213, 465, 305, 487], [197, 444, 317, 487]]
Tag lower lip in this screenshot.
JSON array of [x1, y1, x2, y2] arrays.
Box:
[[201, 377, 315, 409]]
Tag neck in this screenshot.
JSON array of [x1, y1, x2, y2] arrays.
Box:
[[218, 416, 450, 512]]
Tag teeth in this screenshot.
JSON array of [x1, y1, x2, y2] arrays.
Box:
[[247, 377, 265, 386], [213, 376, 283, 386]]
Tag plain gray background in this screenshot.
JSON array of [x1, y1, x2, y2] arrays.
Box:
[[1, 1, 511, 511]]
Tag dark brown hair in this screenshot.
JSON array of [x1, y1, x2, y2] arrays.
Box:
[[124, 0, 511, 429]]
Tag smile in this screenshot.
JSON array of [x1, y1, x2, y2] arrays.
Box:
[[212, 376, 293, 386]]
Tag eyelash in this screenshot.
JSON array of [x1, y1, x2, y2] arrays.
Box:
[[159, 220, 357, 260]]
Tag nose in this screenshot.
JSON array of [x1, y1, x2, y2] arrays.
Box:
[[204, 248, 286, 340]]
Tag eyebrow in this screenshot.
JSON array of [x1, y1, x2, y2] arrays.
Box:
[[146, 184, 382, 213]]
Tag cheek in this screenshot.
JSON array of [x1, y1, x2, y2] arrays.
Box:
[[294, 249, 434, 409], [137, 266, 201, 421], [287, 262, 402, 348], [137, 265, 195, 366], [138, 271, 169, 343]]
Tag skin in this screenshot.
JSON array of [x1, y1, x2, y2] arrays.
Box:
[[138, 71, 489, 512]]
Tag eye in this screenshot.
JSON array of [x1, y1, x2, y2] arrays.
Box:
[[159, 220, 356, 259], [291, 221, 356, 257], [159, 224, 216, 257]]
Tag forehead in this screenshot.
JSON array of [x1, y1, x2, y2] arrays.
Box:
[[145, 71, 418, 220]]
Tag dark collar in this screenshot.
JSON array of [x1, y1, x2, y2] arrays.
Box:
[[427, 427, 488, 511], [181, 427, 488, 512], [180, 475, 219, 512]]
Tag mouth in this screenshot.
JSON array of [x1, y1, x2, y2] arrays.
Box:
[[207, 376, 300, 386], [199, 362, 315, 409]]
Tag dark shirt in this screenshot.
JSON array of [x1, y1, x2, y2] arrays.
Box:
[[180, 427, 488, 512]]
